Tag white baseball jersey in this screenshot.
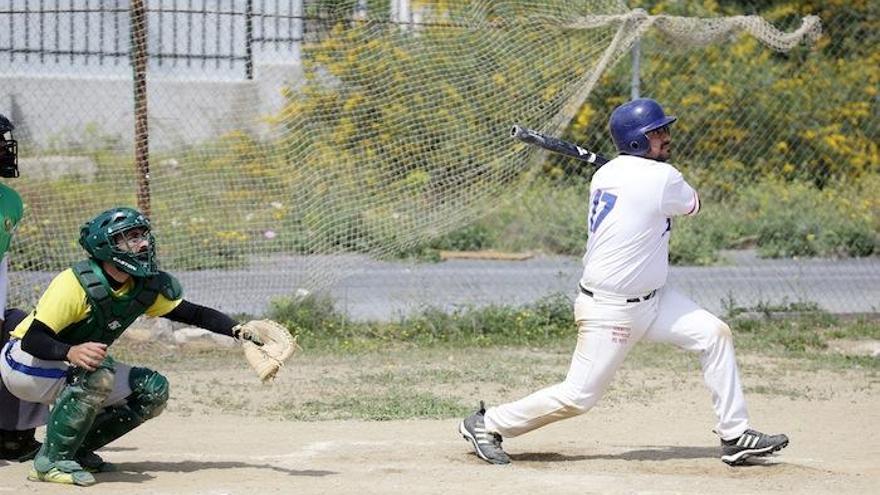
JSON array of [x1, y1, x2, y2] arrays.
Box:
[[579, 155, 699, 297], [484, 156, 751, 443]]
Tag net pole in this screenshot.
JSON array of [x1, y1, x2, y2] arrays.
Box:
[[131, 0, 151, 216], [630, 38, 640, 100]]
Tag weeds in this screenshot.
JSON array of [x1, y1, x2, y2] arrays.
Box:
[[267, 291, 879, 371]]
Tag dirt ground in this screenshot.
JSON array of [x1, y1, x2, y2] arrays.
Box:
[[1, 344, 878, 494]]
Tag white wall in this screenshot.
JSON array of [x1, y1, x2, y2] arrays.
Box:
[[0, 61, 304, 152]]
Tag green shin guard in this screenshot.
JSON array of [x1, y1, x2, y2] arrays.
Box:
[[76, 367, 169, 463], [75, 404, 143, 470], [32, 362, 115, 485]]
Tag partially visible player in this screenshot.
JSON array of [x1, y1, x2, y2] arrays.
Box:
[[459, 98, 789, 466], [0, 114, 49, 462], [0, 207, 266, 485]]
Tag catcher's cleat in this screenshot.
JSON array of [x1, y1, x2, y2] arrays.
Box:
[[27, 460, 97, 486], [77, 451, 114, 473], [721, 429, 789, 466], [459, 401, 510, 465]]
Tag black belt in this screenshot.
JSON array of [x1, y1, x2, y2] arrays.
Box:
[[579, 285, 657, 303]]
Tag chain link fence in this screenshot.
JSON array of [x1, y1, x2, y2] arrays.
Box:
[[0, 1, 876, 319]]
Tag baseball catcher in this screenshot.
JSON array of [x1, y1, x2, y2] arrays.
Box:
[[0, 207, 298, 486]]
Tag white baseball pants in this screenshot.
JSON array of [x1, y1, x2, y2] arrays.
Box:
[[1, 340, 134, 407], [484, 287, 750, 441]]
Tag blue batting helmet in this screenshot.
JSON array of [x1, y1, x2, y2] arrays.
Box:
[[608, 98, 677, 156]]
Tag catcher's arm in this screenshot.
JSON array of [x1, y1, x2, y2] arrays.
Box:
[[163, 301, 300, 381]]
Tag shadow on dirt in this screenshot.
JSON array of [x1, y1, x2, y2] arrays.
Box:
[[97, 460, 336, 484], [510, 445, 785, 465]]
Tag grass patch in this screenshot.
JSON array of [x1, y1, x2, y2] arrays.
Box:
[[111, 297, 877, 422], [268, 291, 879, 371], [268, 291, 575, 351], [269, 390, 469, 421], [744, 384, 813, 400], [112, 311, 877, 422]]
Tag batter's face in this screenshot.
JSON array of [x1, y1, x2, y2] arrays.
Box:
[[645, 125, 671, 161]]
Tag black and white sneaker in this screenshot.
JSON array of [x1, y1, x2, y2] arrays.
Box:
[[459, 401, 510, 465], [721, 429, 789, 465]]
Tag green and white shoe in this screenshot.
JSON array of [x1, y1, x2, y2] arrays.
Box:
[[28, 459, 96, 486]]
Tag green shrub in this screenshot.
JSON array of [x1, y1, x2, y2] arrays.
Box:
[[267, 291, 574, 349], [738, 178, 877, 258], [267, 292, 349, 343]]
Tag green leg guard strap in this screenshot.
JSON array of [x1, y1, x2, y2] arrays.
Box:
[[33, 361, 115, 481], [76, 367, 169, 456]]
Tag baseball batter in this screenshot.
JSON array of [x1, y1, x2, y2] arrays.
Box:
[[460, 98, 789, 466]]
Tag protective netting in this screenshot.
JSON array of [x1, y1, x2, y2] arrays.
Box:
[[0, 1, 876, 319]]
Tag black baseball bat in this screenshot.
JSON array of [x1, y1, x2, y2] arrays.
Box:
[[510, 125, 609, 167]]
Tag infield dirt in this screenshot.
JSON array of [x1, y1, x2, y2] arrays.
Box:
[[1, 342, 877, 494]]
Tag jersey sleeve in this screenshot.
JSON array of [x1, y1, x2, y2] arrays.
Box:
[[12, 269, 90, 337], [660, 168, 700, 217], [145, 272, 184, 317], [145, 295, 183, 317]]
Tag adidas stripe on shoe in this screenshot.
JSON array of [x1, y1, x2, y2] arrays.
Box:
[[459, 401, 510, 465], [721, 429, 789, 466]]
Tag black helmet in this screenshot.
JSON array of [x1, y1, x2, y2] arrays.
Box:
[[0, 114, 19, 178]]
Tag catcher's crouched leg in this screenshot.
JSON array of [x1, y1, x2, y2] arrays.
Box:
[[76, 367, 169, 471], [31, 362, 116, 486]]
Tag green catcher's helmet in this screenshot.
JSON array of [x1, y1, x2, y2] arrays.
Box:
[[79, 207, 158, 277]]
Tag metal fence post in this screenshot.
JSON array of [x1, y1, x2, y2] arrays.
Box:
[[131, 0, 151, 216], [245, 0, 254, 80], [630, 38, 640, 100]]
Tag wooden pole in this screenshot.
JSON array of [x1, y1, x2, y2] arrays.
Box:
[[131, 0, 151, 216]]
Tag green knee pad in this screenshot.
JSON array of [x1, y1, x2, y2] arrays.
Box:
[[77, 367, 169, 455], [127, 367, 170, 420], [35, 360, 116, 472]]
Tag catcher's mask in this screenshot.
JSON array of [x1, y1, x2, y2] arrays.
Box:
[[0, 114, 20, 178], [79, 207, 158, 277], [609, 98, 677, 157]]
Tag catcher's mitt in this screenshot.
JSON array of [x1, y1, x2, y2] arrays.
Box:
[[233, 320, 300, 382]]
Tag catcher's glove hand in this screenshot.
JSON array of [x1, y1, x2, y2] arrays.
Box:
[[233, 320, 300, 382]]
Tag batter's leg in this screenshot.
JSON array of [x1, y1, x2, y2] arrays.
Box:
[[643, 288, 749, 439], [484, 295, 652, 438]]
